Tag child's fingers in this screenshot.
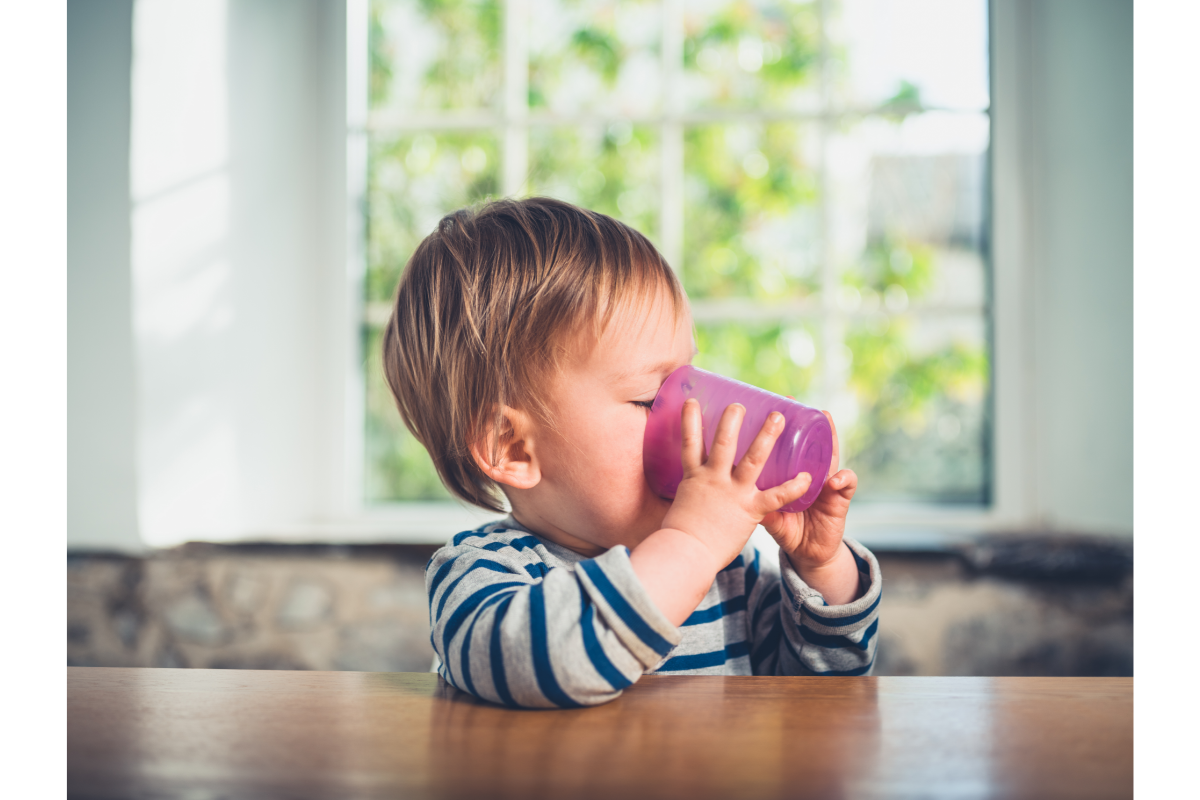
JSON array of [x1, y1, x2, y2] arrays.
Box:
[[706, 403, 746, 471], [732, 411, 784, 485], [680, 399, 705, 472], [822, 410, 840, 478], [826, 468, 857, 498], [758, 471, 813, 515]]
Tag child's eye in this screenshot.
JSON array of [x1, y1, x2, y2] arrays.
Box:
[[631, 400, 654, 410]]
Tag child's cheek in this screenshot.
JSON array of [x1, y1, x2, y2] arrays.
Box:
[[602, 410, 644, 480]]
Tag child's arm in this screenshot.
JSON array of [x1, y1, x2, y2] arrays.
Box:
[[742, 539, 881, 676], [747, 412, 881, 675], [427, 531, 681, 709], [762, 411, 862, 604]]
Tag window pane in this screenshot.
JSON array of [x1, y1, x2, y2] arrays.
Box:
[[840, 314, 989, 503], [366, 132, 501, 304], [827, 112, 988, 307], [528, 124, 660, 241], [683, 123, 821, 300], [683, 0, 822, 112], [694, 320, 822, 400], [829, 0, 990, 111], [529, 0, 662, 116], [370, 0, 503, 113], [825, 111, 989, 502]]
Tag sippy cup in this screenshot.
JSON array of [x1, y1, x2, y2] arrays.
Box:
[[642, 365, 833, 513]]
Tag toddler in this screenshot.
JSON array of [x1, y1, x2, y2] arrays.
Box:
[[383, 197, 881, 708]]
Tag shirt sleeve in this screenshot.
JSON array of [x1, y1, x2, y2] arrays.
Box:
[[743, 538, 881, 676], [427, 538, 682, 708]]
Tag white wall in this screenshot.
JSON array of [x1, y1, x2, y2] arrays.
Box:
[[68, 0, 143, 551], [1035, 0, 1133, 535], [128, 0, 349, 548], [68, 0, 355, 550], [993, 0, 1133, 536]]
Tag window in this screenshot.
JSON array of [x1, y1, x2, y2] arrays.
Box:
[[355, 0, 991, 514]]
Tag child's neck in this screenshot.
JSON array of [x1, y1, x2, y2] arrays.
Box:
[[509, 507, 609, 558]]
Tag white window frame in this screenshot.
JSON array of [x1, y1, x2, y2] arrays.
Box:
[[329, 0, 1037, 547]]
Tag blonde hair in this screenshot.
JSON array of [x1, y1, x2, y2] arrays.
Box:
[[382, 196, 684, 512]]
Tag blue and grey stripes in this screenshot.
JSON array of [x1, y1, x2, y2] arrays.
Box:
[[427, 517, 882, 708]]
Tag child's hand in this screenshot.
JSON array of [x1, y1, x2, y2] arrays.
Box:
[[660, 399, 814, 573], [761, 410, 862, 604], [631, 399, 814, 627]]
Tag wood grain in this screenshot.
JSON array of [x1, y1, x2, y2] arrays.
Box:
[[67, 668, 1131, 800]]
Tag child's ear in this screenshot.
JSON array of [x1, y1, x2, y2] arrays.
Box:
[[469, 406, 541, 490]]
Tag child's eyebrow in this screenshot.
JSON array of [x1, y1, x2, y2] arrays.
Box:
[[614, 355, 695, 384]]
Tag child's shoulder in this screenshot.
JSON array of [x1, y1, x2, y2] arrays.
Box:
[[426, 517, 558, 576], [443, 518, 543, 551]]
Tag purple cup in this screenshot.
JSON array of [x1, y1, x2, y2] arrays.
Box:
[[642, 365, 833, 513]]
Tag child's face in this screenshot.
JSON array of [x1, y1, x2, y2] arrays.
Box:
[[513, 286, 695, 555]]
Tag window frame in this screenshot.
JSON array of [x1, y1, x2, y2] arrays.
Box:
[[335, 0, 1034, 546]]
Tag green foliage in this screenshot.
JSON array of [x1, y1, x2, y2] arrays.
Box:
[[838, 235, 989, 500], [844, 319, 989, 502], [371, 0, 502, 110], [846, 324, 987, 430], [846, 237, 936, 297], [528, 0, 661, 114], [684, 123, 821, 299], [683, 0, 820, 108], [694, 322, 819, 400], [881, 79, 924, 119], [529, 125, 660, 241], [570, 27, 622, 83], [366, 132, 501, 304]]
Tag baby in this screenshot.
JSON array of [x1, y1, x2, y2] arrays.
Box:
[[383, 197, 881, 708]]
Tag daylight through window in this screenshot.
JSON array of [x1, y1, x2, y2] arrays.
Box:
[[358, 0, 992, 506]]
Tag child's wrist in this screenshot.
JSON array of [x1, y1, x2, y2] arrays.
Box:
[[790, 544, 861, 605], [787, 542, 843, 572]]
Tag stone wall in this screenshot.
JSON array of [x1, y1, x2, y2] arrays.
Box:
[[67, 537, 1132, 676], [869, 547, 1133, 676], [68, 544, 439, 672]]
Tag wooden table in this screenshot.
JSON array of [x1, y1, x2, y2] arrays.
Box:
[[68, 668, 1131, 799]]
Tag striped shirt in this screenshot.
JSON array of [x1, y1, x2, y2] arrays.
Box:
[[427, 516, 882, 708]]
